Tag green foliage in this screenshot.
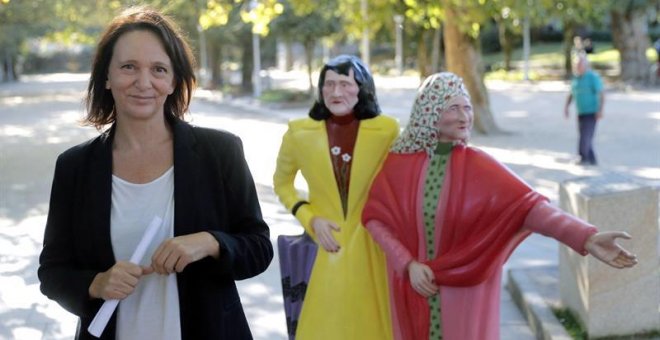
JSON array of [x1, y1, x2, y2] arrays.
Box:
[[279, 0, 401, 44], [539, 0, 610, 28], [484, 42, 657, 65], [484, 68, 542, 81], [199, 0, 234, 29], [239, 0, 284, 35], [198, 0, 284, 36], [259, 88, 311, 103], [402, 0, 443, 30], [552, 307, 588, 339], [0, 0, 54, 52], [272, 0, 340, 43], [596, 331, 660, 340], [2, 0, 657, 83], [480, 24, 502, 53], [610, 0, 658, 14]]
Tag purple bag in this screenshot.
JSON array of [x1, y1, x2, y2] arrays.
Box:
[[277, 233, 318, 339]]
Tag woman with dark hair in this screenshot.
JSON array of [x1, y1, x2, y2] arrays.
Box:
[[363, 72, 637, 340], [38, 6, 272, 340], [273, 54, 399, 339]]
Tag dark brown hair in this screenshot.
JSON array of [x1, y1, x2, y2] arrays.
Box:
[[308, 54, 381, 121], [84, 5, 196, 129]]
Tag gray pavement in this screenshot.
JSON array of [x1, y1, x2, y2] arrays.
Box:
[[1, 71, 658, 339]]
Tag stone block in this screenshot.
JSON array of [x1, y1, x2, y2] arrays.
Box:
[[559, 173, 660, 338]]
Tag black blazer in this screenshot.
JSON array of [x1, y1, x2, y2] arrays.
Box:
[[38, 118, 273, 340]]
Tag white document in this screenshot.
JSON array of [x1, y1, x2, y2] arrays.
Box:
[[87, 216, 163, 338]]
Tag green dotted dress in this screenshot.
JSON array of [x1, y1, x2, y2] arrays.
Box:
[[422, 142, 453, 339]]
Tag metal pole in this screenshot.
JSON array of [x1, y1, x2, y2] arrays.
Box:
[[361, 0, 369, 65], [197, 24, 209, 88], [250, 0, 261, 98], [523, 14, 530, 81], [394, 15, 404, 75], [522, 5, 531, 81]]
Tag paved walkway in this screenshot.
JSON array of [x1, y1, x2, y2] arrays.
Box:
[[1, 71, 658, 339]]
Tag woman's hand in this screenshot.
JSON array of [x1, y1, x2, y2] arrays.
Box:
[[88, 261, 152, 300], [150, 232, 220, 275], [585, 231, 638, 268], [407, 260, 438, 298], [311, 217, 341, 253]]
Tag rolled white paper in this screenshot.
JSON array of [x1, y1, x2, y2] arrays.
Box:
[[87, 216, 163, 338]]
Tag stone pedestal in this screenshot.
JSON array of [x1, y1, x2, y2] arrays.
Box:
[[559, 173, 660, 338]]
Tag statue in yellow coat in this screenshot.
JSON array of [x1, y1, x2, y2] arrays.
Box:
[[273, 55, 399, 340]]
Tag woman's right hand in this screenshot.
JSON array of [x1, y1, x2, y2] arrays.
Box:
[[88, 261, 152, 300], [407, 260, 438, 298], [311, 217, 341, 253]]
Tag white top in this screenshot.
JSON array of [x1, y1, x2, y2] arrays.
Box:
[[110, 167, 182, 340]]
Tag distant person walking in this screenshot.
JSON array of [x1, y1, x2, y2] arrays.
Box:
[[564, 54, 604, 166]]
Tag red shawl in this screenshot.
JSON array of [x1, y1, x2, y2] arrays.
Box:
[[362, 145, 547, 339]]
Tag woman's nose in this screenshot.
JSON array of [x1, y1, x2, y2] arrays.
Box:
[[457, 108, 468, 121], [135, 70, 152, 89]]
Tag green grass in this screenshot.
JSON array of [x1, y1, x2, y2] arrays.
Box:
[[482, 42, 567, 65], [259, 88, 311, 103], [553, 307, 588, 340], [483, 42, 656, 65], [482, 41, 658, 80], [552, 307, 660, 340]]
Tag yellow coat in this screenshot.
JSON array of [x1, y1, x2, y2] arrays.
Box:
[[273, 114, 399, 340]]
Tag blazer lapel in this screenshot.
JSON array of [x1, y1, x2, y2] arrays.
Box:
[[88, 128, 116, 268], [87, 120, 198, 267], [172, 120, 197, 237], [296, 119, 343, 216]]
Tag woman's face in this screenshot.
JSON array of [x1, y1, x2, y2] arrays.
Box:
[[436, 95, 473, 143], [106, 30, 175, 123], [322, 69, 360, 116]]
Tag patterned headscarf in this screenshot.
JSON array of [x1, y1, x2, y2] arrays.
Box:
[[390, 72, 471, 156]]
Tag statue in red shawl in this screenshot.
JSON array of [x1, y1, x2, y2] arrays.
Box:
[[362, 72, 638, 340]]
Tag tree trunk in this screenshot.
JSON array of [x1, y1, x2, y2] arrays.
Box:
[[3, 51, 17, 82], [209, 39, 224, 88], [443, 5, 500, 134], [304, 39, 315, 96], [241, 30, 253, 94], [431, 27, 442, 73], [562, 19, 575, 79], [611, 8, 650, 83], [417, 29, 430, 79], [498, 22, 514, 71], [1, 57, 7, 82]]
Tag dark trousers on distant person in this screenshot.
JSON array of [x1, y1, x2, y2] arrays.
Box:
[[577, 113, 597, 165]]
